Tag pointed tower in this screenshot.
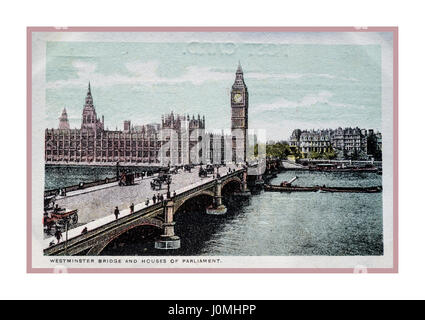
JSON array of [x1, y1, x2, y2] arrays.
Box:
[[58, 108, 70, 130], [81, 82, 103, 131], [231, 62, 248, 163]]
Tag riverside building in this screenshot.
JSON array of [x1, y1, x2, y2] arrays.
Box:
[[289, 127, 381, 158]]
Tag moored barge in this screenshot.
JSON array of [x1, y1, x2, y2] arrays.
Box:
[[264, 184, 382, 193]]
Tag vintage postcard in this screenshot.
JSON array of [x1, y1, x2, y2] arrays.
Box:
[[28, 27, 398, 273]]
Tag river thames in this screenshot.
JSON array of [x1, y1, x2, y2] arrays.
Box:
[[45, 164, 156, 190], [45, 166, 382, 256]]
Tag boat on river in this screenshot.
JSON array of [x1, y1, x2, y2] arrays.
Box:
[[265, 185, 319, 192], [320, 186, 381, 193], [264, 184, 382, 193], [307, 163, 379, 173]]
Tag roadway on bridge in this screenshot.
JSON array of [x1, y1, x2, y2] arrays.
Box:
[[44, 164, 238, 247]]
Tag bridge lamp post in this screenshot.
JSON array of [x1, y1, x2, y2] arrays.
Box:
[[64, 217, 70, 255], [166, 175, 172, 199]]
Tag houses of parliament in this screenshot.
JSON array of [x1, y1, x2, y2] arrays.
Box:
[[45, 63, 249, 165]]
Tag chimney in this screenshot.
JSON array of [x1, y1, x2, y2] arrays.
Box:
[[124, 120, 131, 132]]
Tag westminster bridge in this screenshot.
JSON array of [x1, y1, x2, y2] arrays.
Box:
[[43, 164, 249, 256]]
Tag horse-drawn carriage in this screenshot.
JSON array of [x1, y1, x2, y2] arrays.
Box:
[[150, 172, 172, 190], [118, 171, 135, 186], [205, 164, 215, 174], [150, 179, 162, 190], [198, 166, 208, 178], [43, 195, 78, 234], [165, 165, 180, 174], [183, 164, 193, 172]]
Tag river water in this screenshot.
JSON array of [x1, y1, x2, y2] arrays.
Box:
[[45, 164, 157, 190], [97, 170, 383, 256]]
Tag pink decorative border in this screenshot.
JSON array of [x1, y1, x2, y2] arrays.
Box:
[[27, 26, 398, 273]]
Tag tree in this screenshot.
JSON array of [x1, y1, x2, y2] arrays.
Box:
[[350, 148, 360, 161], [367, 135, 382, 161], [248, 143, 267, 161], [308, 151, 320, 159], [266, 141, 292, 159], [323, 147, 337, 160], [291, 147, 302, 160]]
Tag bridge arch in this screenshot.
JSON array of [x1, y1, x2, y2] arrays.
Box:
[[87, 218, 163, 255], [221, 176, 242, 192], [174, 190, 215, 214]]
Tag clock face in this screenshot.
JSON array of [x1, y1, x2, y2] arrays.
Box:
[[233, 93, 243, 103]]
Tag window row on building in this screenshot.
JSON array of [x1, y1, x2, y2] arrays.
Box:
[[289, 127, 382, 155], [45, 85, 227, 165]]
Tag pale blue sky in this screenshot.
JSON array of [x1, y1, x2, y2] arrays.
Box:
[[45, 33, 385, 140]]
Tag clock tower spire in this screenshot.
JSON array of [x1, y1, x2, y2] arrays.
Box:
[[231, 62, 248, 163]]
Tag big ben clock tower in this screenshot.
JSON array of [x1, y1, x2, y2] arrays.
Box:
[[231, 62, 248, 163]]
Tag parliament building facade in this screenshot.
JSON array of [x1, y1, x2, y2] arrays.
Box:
[[45, 64, 249, 165]]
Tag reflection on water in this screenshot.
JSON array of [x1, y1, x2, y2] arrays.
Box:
[[100, 171, 383, 256]]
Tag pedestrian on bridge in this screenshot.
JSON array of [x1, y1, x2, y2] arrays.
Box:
[[54, 229, 62, 244], [130, 203, 135, 214], [153, 194, 157, 204], [114, 206, 120, 220]]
